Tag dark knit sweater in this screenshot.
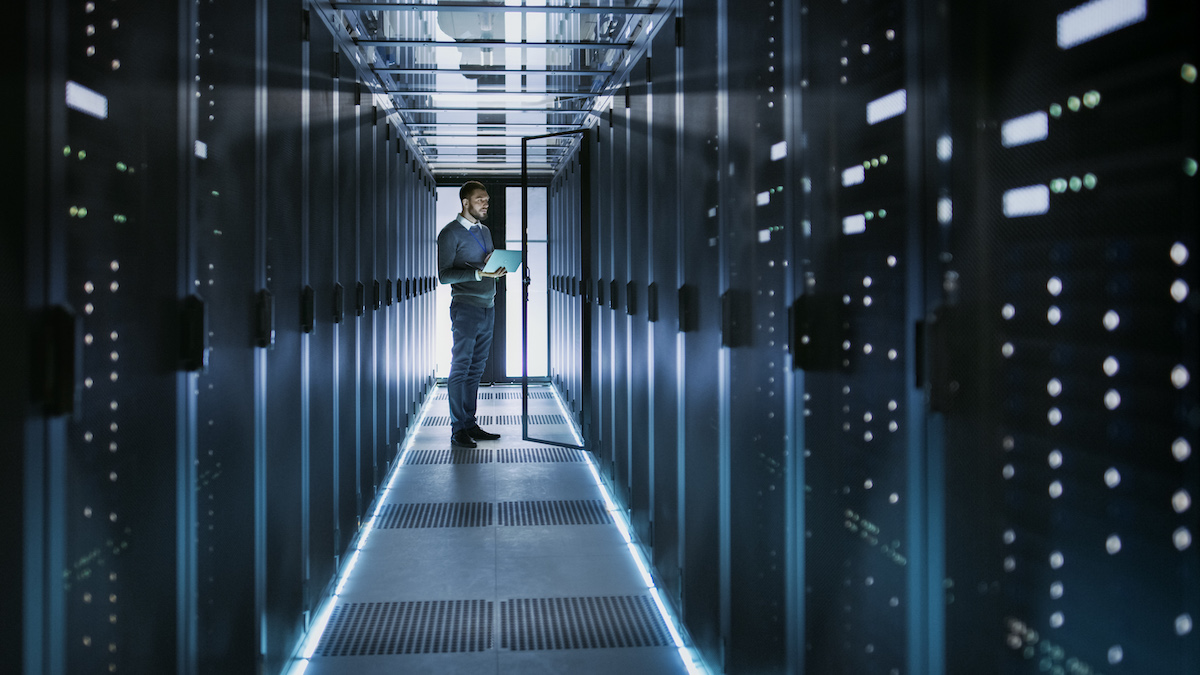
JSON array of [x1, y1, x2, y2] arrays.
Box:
[[437, 215, 496, 308]]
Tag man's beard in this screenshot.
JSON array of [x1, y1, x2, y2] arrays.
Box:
[[471, 207, 489, 221]]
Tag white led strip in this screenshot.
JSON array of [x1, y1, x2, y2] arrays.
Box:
[[842, 165, 866, 187], [866, 89, 907, 125], [1001, 111, 1049, 148], [1057, 0, 1146, 49], [1003, 184, 1051, 218], [65, 80, 108, 120]]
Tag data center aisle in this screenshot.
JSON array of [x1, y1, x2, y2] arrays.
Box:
[[303, 384, 692, 675]]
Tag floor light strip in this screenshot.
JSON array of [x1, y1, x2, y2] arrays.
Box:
[[284, 387, 439, 675], [560, 387, 710, 675]]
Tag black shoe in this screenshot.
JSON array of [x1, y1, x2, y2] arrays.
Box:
[[451, 430, 477, 448], [467, 426, 501, 441]]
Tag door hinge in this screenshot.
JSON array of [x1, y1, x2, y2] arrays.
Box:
[[181, 295, 209, 372], [677, 284, 694, 333], [921, 306, 955, 413], [255, 289, 275, 349], [37, 305, 80, 415], [790, 293, 840, 371], [720, 289, 748, 348], [301, 285, 315, 334], [332, 282, 345, 323]]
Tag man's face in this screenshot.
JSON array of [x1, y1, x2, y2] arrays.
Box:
[[464, 190, 490, 221]]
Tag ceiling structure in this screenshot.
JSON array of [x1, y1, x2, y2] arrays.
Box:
[[325, 1, 673, 177]]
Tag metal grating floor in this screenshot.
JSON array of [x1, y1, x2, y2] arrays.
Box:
[[423, 413, 567, 427], [301, 385, 690, 675], [498, 500, 611, 526], [500, 596, 673, 650], [318, 600, 494, 655], [375, 502, 494, 529], [403, 447, 588, 465]]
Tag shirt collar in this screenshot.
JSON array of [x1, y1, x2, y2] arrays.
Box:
[[456, 214, 480, 229]]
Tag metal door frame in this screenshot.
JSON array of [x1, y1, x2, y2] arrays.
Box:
[[521, 128, 591, 448]]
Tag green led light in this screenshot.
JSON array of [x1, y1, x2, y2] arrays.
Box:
[[63, 146, 72, 157], [879, 154, 888, 164], [1069, 176, 1083, 192], [1185, 158, 1198, 177], [69, 206, 79, 217], [1083, 173, 1098, 189], [865, 211, 875, 220], [77, 207, 88, 218], [1183, 64, 1197, 83], [78, 150, 87, 160], [113, 214, 127, 224], [776, 185, 784, 192], [211, 190, 220, 196], [1082, 90, 1101, 108], [863, 160, 871, 169], [1067, 96, 1081, 112], [1051, 178, 1068, 193], [871, 158, 879, 168], [878, 209, 887, 218], [1049, 103, 1063, 118], [115, 162, 127, 172]]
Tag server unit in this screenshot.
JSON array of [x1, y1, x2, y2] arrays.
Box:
[[547, 0, 1198, 673], [10, 0, 1197, 673], [14, 1, 435, 672]]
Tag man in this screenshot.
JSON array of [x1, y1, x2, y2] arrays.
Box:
[[437, 181, 508, 448]]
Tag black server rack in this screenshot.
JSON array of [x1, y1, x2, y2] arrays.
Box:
[[15, 1, 436, 671], [648, 12, 684, 611], [14, 0, 1195, 673], [629, 54, 655, 549]]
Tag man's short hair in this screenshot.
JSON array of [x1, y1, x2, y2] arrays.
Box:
[[460, 180, 487, 202]]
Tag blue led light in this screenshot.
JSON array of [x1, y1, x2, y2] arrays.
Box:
[[283, 390, 439, 675], [286, 386, 710, 674]]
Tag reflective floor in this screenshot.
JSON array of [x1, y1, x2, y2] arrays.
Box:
[[301, 384, 691, 675]]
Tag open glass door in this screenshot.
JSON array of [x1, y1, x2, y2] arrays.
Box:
[[522, 128, 590, 448]]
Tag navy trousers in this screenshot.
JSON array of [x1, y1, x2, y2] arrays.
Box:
[[447, 302, 495, 433]]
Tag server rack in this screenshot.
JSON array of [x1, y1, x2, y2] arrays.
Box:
[[15, 1, 436, 671]]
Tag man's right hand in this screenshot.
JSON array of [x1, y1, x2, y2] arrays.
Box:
[[481, 267, 507, 278]]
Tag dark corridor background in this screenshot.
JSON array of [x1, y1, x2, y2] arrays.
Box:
[[7, 0, 1197, 674]]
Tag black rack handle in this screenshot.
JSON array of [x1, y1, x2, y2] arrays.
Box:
[[301, 285, 315, 334]]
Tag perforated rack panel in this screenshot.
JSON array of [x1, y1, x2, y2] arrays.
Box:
[[15, 0, 1196, 673], [800, 0, 927, 672], [19, 0, 437, 671], [942, 1, 1199, 673]]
